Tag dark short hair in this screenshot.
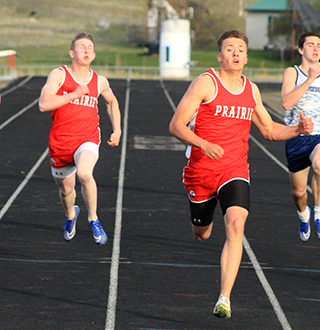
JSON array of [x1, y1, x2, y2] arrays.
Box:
[[70, 32, 95, 51], [217, 30, 248, 52], [298, 31, 320, 49]]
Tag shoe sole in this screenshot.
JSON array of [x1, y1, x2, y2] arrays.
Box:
[[299, 229, 310, 242], [94, 233, 108, 245], [95, 239, 107, 245], [213, 304, 231, 318]]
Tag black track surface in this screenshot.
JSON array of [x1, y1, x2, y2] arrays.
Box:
[[0, 77, 319, 330]]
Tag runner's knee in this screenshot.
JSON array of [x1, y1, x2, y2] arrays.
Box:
[[224, 205, 247, 239], [193, 226, 212, 241], [291, 187, 307, 200], [77, 171, 94, 185], [55, 178, 75, 196], [225, 216, 245, 240], [312, 158, 320, 175], [59, 185, 74, 196]]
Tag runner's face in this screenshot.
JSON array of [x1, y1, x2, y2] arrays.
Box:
[[217, 38, 248, 70], [300, 36, 320, 62], [70, 38, 96, 64]]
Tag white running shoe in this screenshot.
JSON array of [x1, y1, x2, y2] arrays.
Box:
[[213, 295, 231, 318]]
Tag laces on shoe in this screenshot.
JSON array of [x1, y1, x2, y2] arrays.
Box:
[[300, 221, 309, 233], [91, 221, 103, 236], [64, 219, 74, 232]]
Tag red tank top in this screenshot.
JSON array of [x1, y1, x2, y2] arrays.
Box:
[[49, 65, 100, 153], [188, 68, 257, 171]]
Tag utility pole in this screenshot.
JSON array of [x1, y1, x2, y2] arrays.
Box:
[[291, 8, 297, 60]]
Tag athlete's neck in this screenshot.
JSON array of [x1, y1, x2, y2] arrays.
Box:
[[217, 69, 244, 93], [300, 59, 320, 75], [68, 64, 91, 83]]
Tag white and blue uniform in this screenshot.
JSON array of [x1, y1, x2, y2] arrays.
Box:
[[285, 65, 320, 134], [285, 65, 320, 172]]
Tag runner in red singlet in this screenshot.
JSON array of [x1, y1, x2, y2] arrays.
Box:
[[169, 30, 313, 318], [39, 32, 121, 245]]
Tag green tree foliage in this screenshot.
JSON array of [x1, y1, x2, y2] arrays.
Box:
[[189, 1, 217, 48]]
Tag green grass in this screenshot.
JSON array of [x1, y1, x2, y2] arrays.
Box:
[[14, 42, 298, 69], [0, 0, 300, 71], [190, 47, 299, 69]]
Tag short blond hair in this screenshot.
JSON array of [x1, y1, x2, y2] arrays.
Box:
[[70, 32, 95, 51]]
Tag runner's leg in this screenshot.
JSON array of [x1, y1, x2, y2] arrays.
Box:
[[55, 173, 77, 219], [75, 149, 98, 221], [220, 205, 248, 300]]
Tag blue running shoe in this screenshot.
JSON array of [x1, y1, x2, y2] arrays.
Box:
[[299, 206, 311, 242], [63, 206, 80, 242], [315, 219, 320, 239], [89, 220, 108, 245]]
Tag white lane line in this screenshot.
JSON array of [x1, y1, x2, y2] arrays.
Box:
[[0, 92, 46, 220], [249, 132, 312, 194], [243, 236, 292, 330], [247, 133, 297, 329], [0, 75, 34, 97], [159, 79, 177, 112], [262, 105, 312, 193], [247, 106, 317, 329], [0, 147, 48, 221], [105, 77, 131, 330], [250, 134, 289, 173], [0, 98, 39, 131]]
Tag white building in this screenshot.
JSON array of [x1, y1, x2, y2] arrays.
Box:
[[245, 0, 291, 50]]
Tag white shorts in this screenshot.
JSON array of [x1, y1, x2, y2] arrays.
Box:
[[51, 142, 99, 179]]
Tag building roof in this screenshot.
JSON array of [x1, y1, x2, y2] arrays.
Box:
[[293, 0, 320, 30], [245, 0, 291, 12]]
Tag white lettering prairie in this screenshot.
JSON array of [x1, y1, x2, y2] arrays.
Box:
[[214, 104, 253, 120], [63, 91, 97, 108]]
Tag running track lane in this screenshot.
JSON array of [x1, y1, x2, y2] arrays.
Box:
[[0, 78, 319, 330]]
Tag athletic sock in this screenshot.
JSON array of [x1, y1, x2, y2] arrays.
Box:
[[314, 206, 320, 221], [297, 207, 310, 222], [219, 294, 230, 303]]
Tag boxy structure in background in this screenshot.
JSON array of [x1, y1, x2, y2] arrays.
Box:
[[159, 19, 190, 78]]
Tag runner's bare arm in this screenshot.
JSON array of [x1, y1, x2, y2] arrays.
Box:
[[252, 83, 313, 139], [100, 76, 121, 147], [39, 68, 89, 112], [281, 66, 320, 110], [169, 75, 224, 160]]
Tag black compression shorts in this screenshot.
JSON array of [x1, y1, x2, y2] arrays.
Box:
[[189, 179, 250, 227]]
